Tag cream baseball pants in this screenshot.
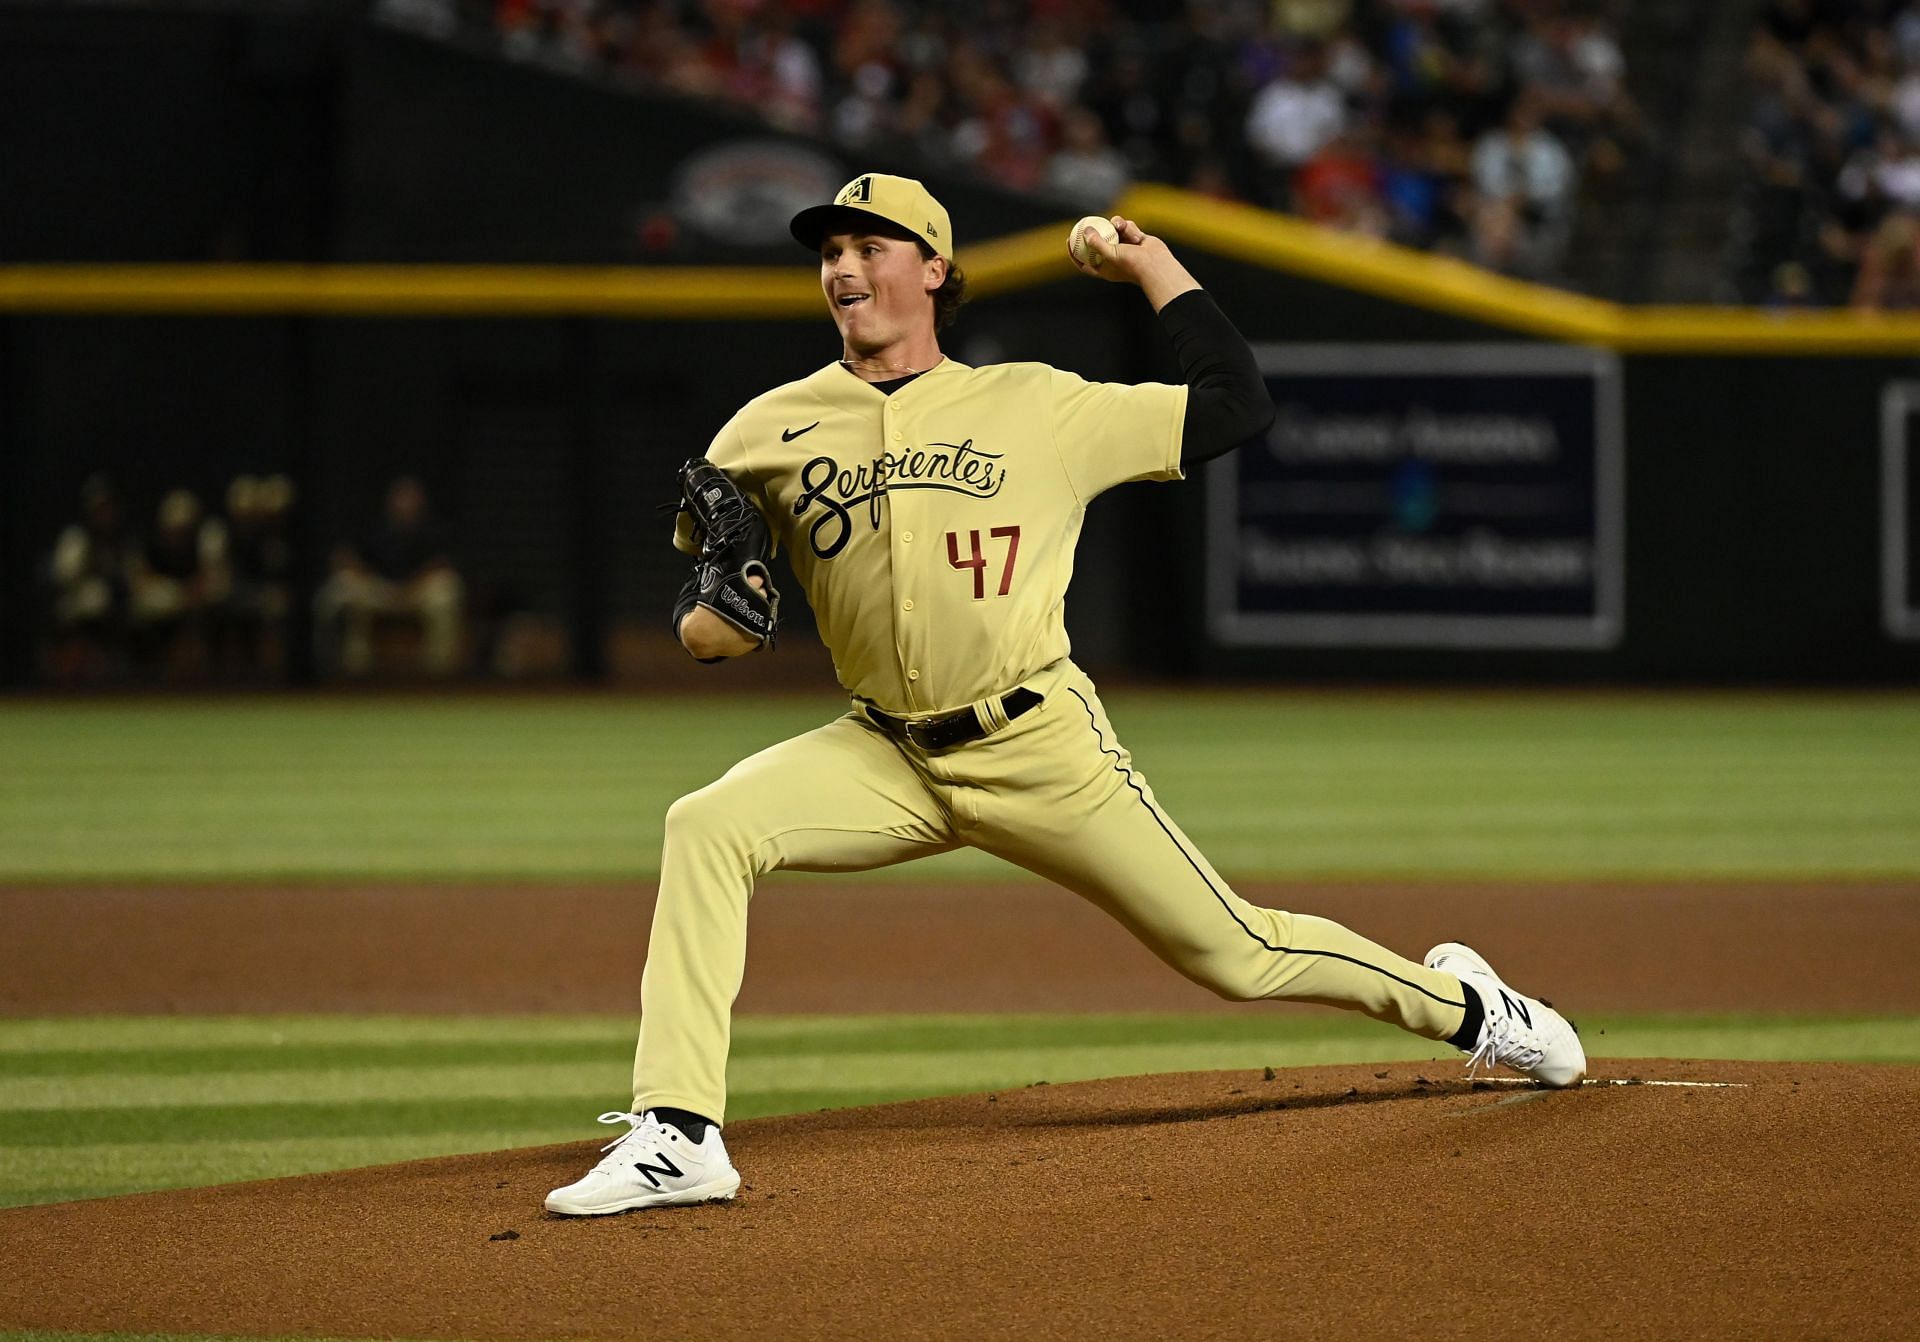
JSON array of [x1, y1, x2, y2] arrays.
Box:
[[634, 659, 1470, 1123]]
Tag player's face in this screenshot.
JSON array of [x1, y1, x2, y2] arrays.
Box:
[[819, 232, 943, 353]]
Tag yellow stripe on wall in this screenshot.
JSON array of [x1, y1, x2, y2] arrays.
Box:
[[3, 185, 1918, 354], [0, 265, 823, 317]]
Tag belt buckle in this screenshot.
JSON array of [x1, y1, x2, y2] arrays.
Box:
[[907, 718, 942, 751]]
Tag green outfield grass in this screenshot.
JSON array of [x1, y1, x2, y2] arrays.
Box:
[[1, 693, 1917, 881], [2, 1011, 1915, 1211]]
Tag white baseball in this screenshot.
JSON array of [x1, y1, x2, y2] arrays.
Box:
[[1069, 214, 1120, 269]]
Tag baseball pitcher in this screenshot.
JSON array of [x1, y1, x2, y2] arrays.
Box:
[[546, 174, 1584, 1216]]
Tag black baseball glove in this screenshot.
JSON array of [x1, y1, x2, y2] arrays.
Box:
[[671, 457, 780, 652]]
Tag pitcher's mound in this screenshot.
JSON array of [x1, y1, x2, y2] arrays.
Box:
[[2, 1061, 1915, 1341]]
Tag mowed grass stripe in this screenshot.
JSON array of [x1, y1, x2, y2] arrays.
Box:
[[0, 1012, 1428, 1072], [7, 1011, 1918, 1061], [0, 1015, 636, 1052], [1, 1040, 625, 1078], [0, 1038, 1475, 1114], [0, 1128, 580, 1199], [5, 695, 1920, 879], [6, 1018, 1916, 1122], [1, 1098, 591, 1148], [0, 1042, 1465, 1139], [0, 1334, 442, 1342]]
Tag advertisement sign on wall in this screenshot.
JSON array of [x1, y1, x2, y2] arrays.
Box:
[[1207, 344, 1624, 649]]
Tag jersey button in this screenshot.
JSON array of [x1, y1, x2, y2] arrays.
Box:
[[902, 600, 914, 611], [902, 531, 914, 543], [907, 669, 920, 681]]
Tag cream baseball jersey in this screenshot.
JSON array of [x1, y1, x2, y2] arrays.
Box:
[[677, 358, 1188, 715]]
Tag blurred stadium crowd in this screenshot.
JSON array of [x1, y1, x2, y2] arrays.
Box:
[[1734, 0, 1920, 306], [381, 0, 1639, 282]]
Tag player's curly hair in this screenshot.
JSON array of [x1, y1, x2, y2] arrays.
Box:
[[917, 241, 968, 332]]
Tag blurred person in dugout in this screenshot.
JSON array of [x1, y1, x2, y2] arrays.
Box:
[[1852, 210, 1920, 309], [127, 488, 231, 676], [45, 473, 134, 679], [217, 473, 296, 674], [315, 475, 464, 676]]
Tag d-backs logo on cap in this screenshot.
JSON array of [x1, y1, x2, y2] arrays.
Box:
[[838, 176, 874, 205]]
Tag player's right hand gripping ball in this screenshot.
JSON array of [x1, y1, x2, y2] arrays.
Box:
[[1069, 215, 1120, 270], [677, 457, 780, 647]]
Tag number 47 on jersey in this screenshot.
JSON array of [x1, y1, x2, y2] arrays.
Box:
[[946, 526, 1021, 600]]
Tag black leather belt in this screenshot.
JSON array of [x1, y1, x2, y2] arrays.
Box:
[[866, 686, 1043, 751]]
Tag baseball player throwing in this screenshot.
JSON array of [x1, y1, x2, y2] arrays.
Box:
[[546, 174, 1584, 1216]]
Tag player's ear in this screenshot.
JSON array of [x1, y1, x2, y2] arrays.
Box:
[[925, 256, 947, 292]]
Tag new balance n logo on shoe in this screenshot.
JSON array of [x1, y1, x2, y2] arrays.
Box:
[[633, 1153, 684, 1189], [1499, 989, 1533, 1028]]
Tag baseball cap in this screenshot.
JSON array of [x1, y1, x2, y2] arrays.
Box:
[[789, 173, 953, 261]]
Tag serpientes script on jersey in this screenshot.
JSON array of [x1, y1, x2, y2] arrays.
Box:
[[793, 440, 1007, 559]]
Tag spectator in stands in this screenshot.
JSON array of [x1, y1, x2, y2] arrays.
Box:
[[1735, 1, 1920, 301], [1292, 123, 1391, 237], [1272, 0, 1352, 44], [832, 58, 898, 148], [44, 473, 133, 681], [949, 45, 1058, 191], [1245, 39, 1350, 207], [1470, 92, 1576, 277], [217, 473, 297, 676], [1512, 11, 1625, 130], [128, 489, 231, 677], [1380, 2, 1461, 111], [1044, 104, 1131, 210], [1380, 108, 1473, 252], [1086, 41, 1171, 180], [892, 66, 958, 163], [1015, 15, 1091, 111], [744, 3, 828, 132], [1894, 47, 1920, 139], [315, 476, 465, 677], [1899, 3, 1920, 65]]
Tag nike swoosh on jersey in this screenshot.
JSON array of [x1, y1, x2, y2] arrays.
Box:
[[782, 422, 821, 441]]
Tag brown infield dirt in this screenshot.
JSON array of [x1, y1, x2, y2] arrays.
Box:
[[6, 879, 1920, 1013], [3, 879, 1920, 1340]]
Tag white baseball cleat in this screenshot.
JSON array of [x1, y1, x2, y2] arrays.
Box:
[[1426, 942, 1587, 1089], [545, 1111, 741, 1216]]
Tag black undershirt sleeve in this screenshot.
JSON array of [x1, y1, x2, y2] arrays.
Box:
[[1159, 289, 1276, 466]]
